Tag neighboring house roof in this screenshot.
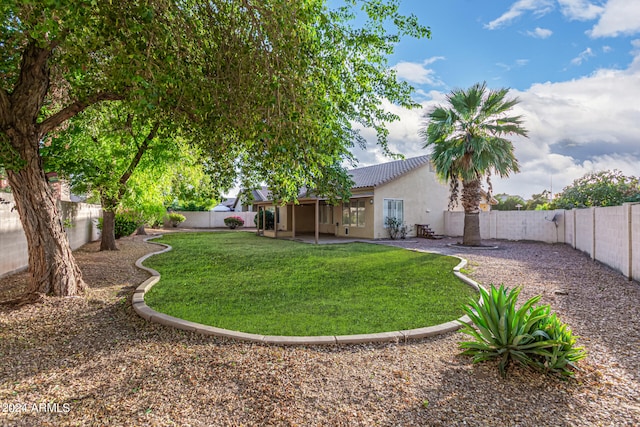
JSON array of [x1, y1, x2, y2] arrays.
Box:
[[349, 155, 431, 189], [221, 198, 236, 208], [252, 186, 271, 202]]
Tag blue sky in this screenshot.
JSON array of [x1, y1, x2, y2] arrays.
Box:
[[346, 0, 640, 199]]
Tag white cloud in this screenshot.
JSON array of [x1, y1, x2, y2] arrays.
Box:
[[485, 0, 554, 30], [589, 0, 640, 37], [392, 57, 445, 86], [570, 47, 595, 65], [497, 59, 530, 72], [557, 0, 604, 21], [354, 45, 640, 199], [526, 27, 553, 38]]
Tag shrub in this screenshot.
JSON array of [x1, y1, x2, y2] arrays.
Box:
[[224, 216, 244, 229], [168, 212, 186, 227], [385, 217, 410, 239], [533, 306, 586, 376], [459, 284, 585, 378], [254, 209, 274, 230], [97, 212, 142, 239]]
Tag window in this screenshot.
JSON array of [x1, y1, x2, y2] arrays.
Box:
[[383, 199, 403, 227], [320, 203, 333, 224], [343, 199, 366, 227]]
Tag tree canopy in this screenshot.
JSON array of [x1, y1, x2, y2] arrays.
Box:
[[1, 0, 430, 297], [492, 194, 526, 211], [552, 170, 640, 209]]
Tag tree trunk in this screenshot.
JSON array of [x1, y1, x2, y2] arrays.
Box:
[[0, 41, 118, 299], [6, 143, 87, 297], [461, 179, 482, 246], [136, 225, 147, 235], [100, 209, 118, 251], [462, 212, 481, 246]]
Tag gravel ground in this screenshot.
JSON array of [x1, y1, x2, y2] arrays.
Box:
[[1, 233, 639, 426]]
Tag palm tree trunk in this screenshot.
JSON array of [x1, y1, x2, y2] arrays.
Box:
[[461, 179, 482, 246]]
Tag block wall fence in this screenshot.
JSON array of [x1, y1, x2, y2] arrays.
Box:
[[444, 203, 640, 282], [0, 195, 101, 278], [171, 211, 257, 229]]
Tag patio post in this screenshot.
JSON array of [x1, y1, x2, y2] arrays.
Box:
[[315, 199, 319, 244], [292, 203, 296, 240], [256, 206, 261, 236], [274, 204, 278, 239]]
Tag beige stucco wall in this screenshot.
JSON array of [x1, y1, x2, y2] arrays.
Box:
[[373, 164, 449, 239], [293, 204, 316, 233], [335, 196, 374, 238]]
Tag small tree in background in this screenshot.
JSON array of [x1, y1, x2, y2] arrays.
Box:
[[492, 194, 526, 211], [552, 170, 640, 209]]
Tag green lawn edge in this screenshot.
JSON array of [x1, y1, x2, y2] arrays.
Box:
[[144, 232, 477, 336]]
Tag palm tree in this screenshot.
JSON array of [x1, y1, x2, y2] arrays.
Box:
[[420, 82, 527, 246]]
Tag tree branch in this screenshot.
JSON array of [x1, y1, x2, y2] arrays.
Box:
[[117, 120, 161, 199], [38, 92, 123, 137], [0, 88, 10, 127]]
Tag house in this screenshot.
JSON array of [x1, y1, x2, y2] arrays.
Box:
[[251, 155, 450, 242]]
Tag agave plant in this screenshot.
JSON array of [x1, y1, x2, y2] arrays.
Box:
[[459, 284, 558, 378], [533, 307, 587, 377]]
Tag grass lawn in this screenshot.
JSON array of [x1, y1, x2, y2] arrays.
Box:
[[144, 232, 477, 336]]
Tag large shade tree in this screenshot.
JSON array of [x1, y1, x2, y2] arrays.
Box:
[[1, 0, 430, 299], [42, 101, 226, 250], [420, 82, 527, 246]]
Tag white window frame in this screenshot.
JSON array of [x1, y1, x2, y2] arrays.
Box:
[[383, 198, 404, 227]]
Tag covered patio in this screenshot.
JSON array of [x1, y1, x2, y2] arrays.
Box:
[[254, 198, 335, 244]]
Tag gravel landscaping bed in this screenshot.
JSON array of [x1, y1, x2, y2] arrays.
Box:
[[1, 233, 638, 426]]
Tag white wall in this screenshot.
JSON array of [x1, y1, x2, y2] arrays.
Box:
[[0, 200, 101, 278], [444, 210, 564, 244], [574, 208, 594, 258], [594, 206, 629, 276], [172, 211, 257, 229], [444, 203, 640, 281], [632, 204, 640, 282]]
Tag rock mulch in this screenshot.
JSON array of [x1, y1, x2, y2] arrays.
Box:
[[1, 234, 638, 426]]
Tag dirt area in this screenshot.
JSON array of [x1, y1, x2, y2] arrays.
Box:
[[1, 232, 638, 426]]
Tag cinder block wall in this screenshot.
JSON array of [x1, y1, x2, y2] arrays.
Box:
[[574, 208, 594, 258], [445, 210, 565, 244], [174, 211, 257, 229], [445, 203, 640, 281], [594, 206, 629, 276], [0, 201, 101, 278], [632, 204, 640, 282]]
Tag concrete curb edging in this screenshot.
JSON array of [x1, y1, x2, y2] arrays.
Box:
[[133, 236, 482, 346]]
